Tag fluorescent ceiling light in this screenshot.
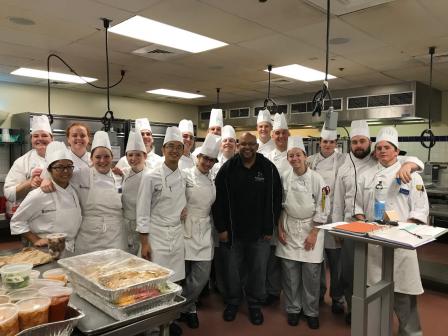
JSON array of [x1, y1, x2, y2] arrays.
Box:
[[110, 16, 228, 53], [147, 89, 205, 99], [11, 68, 97, 83], [267, 64, 336, 82]]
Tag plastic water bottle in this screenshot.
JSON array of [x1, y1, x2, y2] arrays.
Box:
[[374, 180, 386, 221]]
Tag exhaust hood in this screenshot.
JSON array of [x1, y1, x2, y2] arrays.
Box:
[[198, 82, 441, 130]]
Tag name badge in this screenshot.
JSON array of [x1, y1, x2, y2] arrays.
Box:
[[399, 188, 410, 196]]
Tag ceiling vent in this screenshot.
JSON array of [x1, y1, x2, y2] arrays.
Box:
[[304, 0, 395, 16], [132, 44, 187, 61]]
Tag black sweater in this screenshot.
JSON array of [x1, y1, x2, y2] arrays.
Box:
[[212, 153, 282, 243]]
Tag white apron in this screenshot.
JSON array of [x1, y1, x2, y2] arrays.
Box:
[[363, 163, 424, 295], [32, 188, 82, 256], [75, 169, 126, 255], [148, 166, 186, 282], [311, 153, 339, 249], [183, 168, 216, 261], [276, 171, 324, 263]]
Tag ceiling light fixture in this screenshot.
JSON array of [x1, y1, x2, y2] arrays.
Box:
[[266, 64, 336, 82], [11, 67, 97, 83], [109, 16, 228, 53], [146, 89, 205, 99]]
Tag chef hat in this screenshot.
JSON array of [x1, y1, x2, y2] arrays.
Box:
[[45, 141, 72, 168], [199, 134, 221, 159], [178, 119, 194, 135], [350, 120, 370, 139], [320, 122, 338, 140], [287, 136, 306, 154], [163, 126, 183, 145], [272, 113, 288, 131], [135, 118, 152, 132], [221, 125, 236, 140], [31, 115, 52, 135], [91, 131, 112, 151], [257, 109, 272, 125], [375, 126, 399, 149], [126, 131, 146, 153], [209, 108, 223, 128]]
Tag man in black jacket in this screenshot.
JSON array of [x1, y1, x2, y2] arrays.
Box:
[[212, 132, 282, 325]]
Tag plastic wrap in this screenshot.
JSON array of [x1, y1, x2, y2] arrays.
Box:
[[58, 249, 174, 303]]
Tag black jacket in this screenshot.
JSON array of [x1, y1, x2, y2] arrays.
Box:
[[212, 153, 282, 243]]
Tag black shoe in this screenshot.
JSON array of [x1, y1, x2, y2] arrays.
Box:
[[179, 312, 199, 329], [248, 308, 264, 325], [306, 316, 320, 329], [345, 313, 351, 325], [262, 294, 280, 306], [331, 300, 344, 314], [169, 322, 183, 336], [287, 313, 300, 326], [223, 304, 238, 321]]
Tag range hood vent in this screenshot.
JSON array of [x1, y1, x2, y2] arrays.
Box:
[[198, 82, 441, 130]]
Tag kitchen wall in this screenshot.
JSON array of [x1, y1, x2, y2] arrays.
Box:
[[0, 82, 198, 127]]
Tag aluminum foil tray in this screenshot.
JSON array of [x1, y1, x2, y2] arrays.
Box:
[[72, 281, 182, 321], [16, 305, 85, 336], [58, 249, 174, 303]]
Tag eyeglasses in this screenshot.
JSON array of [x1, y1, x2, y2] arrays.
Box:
[[51, 165, 75, 172], [164, 143, 184, 151]]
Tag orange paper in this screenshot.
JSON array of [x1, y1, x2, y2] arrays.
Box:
[[334, 222, 381, 234]]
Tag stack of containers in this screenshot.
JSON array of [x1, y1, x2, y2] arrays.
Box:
[[58, 249, 182, 320]]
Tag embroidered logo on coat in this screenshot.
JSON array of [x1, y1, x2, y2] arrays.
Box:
[[254, 172, 265, 182]]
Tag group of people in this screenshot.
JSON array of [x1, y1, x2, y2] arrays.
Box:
[[4, 109, 429, 336]]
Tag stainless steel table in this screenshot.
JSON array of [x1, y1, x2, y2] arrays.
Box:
[[35, 259, 186, 336]]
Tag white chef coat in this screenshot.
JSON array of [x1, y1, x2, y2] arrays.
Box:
[[136, 163, 187, 281], [276, 168, 328, 263], [354, 161, 429, 295], [122, 167, 148, 255], [72, 167, 126, 254], [115, 151, 163, 170], [4, 149, 47, 202], [307, 151, 345, 249], [69, 149, 91, 172], [266, 148, 292, 176], [10, 183, 82, 253], [178, 154, 195, 170], [257, 138, 276, 157], [183, 166, 216, 261], [332, 154, 424, 223]]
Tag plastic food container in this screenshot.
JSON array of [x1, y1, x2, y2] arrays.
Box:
[[29, 270, 40, 280], [9, 289, 39, 303], [0, 288, 7, 295], [0, 295, 10, 304], [0, 303, 20, 336], [30, 279, 65, 290], [38, 286, 73, 322], [16, 297, 50, 331], [0, 264, 33, 290], [42, 268, 67, 284]]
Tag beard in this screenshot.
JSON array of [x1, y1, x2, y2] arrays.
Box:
[[352, 146, 371, 159]]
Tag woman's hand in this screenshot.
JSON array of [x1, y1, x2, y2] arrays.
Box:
[[112, 166, 123, 176], [40, 178, 56, 193], [33, 238, 48, 247], [180, 208, 188, 221], [304, 229, 318, 251], [278, 223, 287, 246]]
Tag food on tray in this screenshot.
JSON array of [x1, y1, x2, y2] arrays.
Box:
[[38, 286, 73, 322], [47, 233, 67, 259], [16, 297, 50, 331], [98, 268, 169, 289], [0, 303, 20, 336], [0, 248, 53, 267], [116, 287, 161, 306], [0, 263, 33, 290]]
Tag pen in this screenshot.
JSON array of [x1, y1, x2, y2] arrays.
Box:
[[400, 228, 422, 239]]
